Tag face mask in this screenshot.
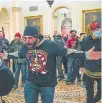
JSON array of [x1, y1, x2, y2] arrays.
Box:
[[93, 30, 101, 39]]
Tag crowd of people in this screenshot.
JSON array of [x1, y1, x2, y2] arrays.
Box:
[[0, 21, 101, 103]]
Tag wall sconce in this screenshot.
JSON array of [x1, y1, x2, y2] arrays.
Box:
[[46, 0, 54, 7]]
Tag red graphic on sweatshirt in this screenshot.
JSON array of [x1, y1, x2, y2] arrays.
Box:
[[27, 50, 47, 74]]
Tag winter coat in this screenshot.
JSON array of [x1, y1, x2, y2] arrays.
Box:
[[0, 60, 14, 96], [8, 40, 27, 64], [0, 38, 9, 53], [53, 35, 65, 47]]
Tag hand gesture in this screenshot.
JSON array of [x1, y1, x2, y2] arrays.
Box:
[[86, 47, 101, 60]]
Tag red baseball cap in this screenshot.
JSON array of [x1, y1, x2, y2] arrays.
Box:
[[90, 22, 100, 31]]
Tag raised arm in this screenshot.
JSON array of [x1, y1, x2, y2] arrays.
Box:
[[0, 44, 28, 60], [67, 47, 101, 60]]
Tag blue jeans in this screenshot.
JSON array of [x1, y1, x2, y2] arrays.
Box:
[[15, 63, 26, 86], [67, 57, 74, 82], [24, 81, 55, 103]]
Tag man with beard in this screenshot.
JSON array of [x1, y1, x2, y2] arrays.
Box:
[[66, 30, 81, 84], [0, 26, 101, 103], [8, 32, 27, 89]]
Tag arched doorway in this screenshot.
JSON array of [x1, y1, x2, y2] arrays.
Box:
[[0, 8, 10, 40], [61, 18, 72, 38], [52, 6, 72, 38]]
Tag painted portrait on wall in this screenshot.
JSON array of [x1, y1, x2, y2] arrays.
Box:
[[82, 8, 102, 33], [24, 15, 43, 34]]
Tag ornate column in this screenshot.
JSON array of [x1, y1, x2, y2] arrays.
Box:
[[53, 16, 57, 32], [12, 7, 22, 36]]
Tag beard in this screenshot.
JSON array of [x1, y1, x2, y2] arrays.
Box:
[[27, 41, 37, 49], [73, 34, 76, 38], [15, 39, 20, 44], [27, 43, 33, 49]]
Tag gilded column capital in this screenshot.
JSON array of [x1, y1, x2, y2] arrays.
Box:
[[12, 7, 21, 12], [53, 16, 57, 19]]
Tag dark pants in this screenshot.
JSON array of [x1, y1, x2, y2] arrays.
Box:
[[85, 74, 101, 103], [56, 56, 64, 78], [62, 56, 68, 74], [24, 81, 55, 103], [67, 57, 74, 82], [71, 59, 81, 82], [12, 60, 15, 73]]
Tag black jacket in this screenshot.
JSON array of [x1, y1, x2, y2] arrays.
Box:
[[0, 61, 14, 96], [8, 37, 86, 87], [81, 36, 101, 78]]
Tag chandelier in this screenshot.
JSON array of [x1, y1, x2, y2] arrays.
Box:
[[46, 0, 54, 7]]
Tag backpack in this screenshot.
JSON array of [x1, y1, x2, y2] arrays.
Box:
[[0, 61, 14, 96]]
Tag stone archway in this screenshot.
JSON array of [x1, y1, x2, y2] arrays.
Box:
[[52, 6, 72, 37], [0, 8, 10, 40]]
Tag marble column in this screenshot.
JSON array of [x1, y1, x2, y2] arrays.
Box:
[[12, 7, 22, 37]]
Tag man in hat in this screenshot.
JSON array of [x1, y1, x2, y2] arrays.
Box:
[[81, 21, 101, 103], [8, 32, 27, 89], [0, 25, 101, 103]]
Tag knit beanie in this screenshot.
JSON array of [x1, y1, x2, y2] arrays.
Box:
[[24, 26, 40, 38], [15, 32, 21, 38]]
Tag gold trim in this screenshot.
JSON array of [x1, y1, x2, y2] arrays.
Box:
[[82, 8, 102, 32], [53, 16, 57, 19], [12, 7, 21, 12], [24, 15, 43, 35], [52, 6, 69, 16], [82, 68, 101, 78]]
